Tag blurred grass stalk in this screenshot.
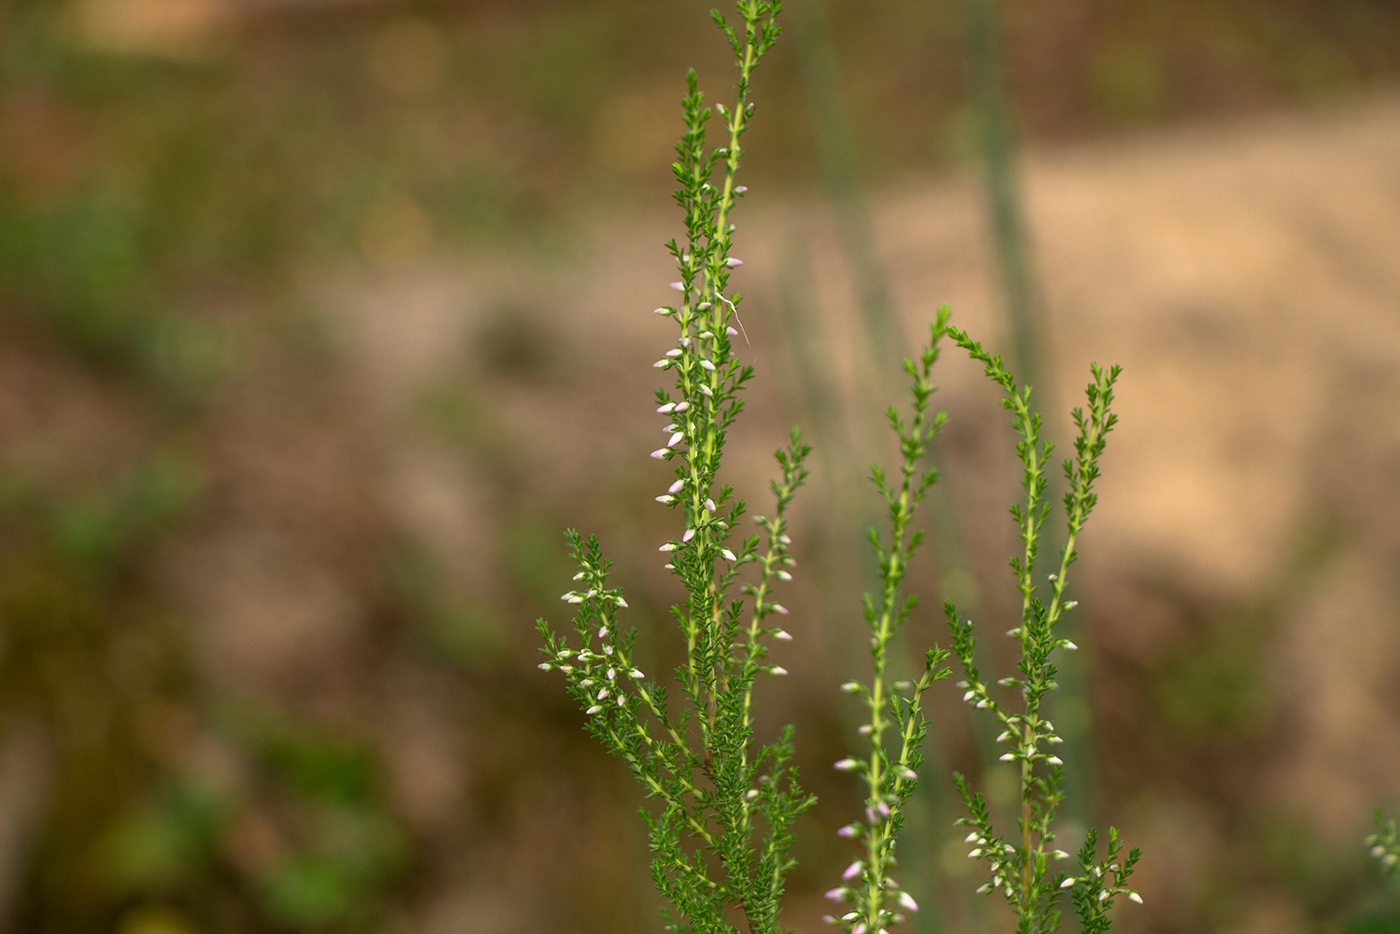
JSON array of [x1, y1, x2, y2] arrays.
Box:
[[786, 2, 994, 931], [958, 0, 1097, 831]]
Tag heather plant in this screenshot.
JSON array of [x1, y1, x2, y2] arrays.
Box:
[[536, 3, 813, 931], [820, 311, 954, 933], [940, 333, 1140, 933], [537, 3, 1140, 933]]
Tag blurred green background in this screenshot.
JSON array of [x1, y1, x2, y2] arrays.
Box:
[[2, 0, 1400, 932]]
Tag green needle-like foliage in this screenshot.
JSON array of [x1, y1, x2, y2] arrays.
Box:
[[824, 311, 954, 933], [537, 5, 816, 933], [943, 328, 1141, 933], [536, 5, 1145, 932]]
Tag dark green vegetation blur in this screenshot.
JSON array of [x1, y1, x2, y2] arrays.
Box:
[[2, 0, 1400, 932]]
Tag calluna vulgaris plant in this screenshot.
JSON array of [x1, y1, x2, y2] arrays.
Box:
[[537, 4, 1140, 933], [936, 338, 1141, 934]]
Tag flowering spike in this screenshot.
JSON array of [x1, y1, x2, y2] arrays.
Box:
[[538, 9, 817, 929]]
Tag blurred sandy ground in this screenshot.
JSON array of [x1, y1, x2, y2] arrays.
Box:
[[2, 1, 1400, 933]]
